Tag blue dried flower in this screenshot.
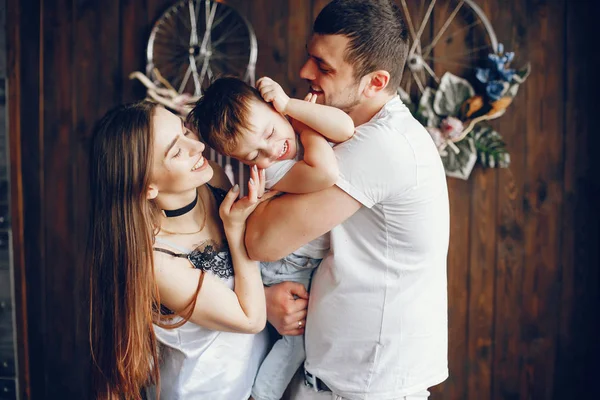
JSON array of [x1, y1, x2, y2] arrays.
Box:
[[486, 81, 508, 101], [476, 43, 517, 100], [476, 68, 490, 84]]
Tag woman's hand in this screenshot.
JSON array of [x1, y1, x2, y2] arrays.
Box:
[[219, 165, 276, 231], [256, 77, 290, 114]]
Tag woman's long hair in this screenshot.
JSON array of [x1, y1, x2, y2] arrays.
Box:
[[88, 101, 206, 399], [88, 101, 162, 399]]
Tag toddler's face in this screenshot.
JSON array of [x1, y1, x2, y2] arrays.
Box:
[[229, 99, 297, 169]]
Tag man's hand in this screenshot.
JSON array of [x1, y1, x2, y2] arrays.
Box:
[[265, 281, 309, 336], [256, 77, 290, 114]]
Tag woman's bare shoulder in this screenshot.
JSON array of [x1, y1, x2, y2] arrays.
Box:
[[153, 247, 188, 275]]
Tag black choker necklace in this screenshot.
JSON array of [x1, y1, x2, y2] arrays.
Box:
[[163, 191, 198, 218]]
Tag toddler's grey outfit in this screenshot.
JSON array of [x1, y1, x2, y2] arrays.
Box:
[[251, 143, 330, 400]]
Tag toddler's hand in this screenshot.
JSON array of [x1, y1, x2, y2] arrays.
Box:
[[256, 77, 290, 114], [303, 92, 318, 103]]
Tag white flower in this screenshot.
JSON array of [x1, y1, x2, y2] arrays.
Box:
[[440, 117, 465, 141]]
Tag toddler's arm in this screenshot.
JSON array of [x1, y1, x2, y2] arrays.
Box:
[[257, 77, 354, 143], [257, 77, 342, 194], [269, 128, 338, 193]]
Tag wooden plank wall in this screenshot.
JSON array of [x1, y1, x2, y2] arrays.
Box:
[[5, 0, 599, 399]]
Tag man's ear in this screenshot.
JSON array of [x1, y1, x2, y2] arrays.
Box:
[[147, 184, 159, 200], [363, 70, 391, 98]]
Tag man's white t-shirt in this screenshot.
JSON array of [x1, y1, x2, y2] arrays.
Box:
[[304, 96, 449, 399]]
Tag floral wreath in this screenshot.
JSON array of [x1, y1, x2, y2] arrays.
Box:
[[399, 44, 530, 180]]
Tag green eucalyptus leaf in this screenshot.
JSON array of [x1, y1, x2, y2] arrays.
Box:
[[512, 63, 531, 84], [441, 137, 477, 180], [433, 73, 475, 117], [472, 124, 510, 168], [416, 87, 440, 127]]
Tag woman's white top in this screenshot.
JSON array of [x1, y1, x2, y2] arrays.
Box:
[[146, 232, 269, 399]]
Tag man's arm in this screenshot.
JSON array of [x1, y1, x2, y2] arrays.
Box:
[[247, 185, 362, 336], [246, 184, 362, 261]]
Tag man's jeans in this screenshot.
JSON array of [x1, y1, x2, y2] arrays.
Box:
[[285, 368, 431, 400]]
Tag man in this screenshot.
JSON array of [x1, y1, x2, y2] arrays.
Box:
[[246, 1, 450, 399]]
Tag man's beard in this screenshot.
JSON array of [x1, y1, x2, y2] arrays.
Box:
[[326, 83, 361, 113]]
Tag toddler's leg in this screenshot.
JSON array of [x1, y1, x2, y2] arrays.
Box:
[[252, 334, 306, 400]]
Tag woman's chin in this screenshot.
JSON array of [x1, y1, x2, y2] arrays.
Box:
[[196, 164, 214, 186]]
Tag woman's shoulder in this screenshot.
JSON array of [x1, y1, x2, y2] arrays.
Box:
[[153, 245, 193, 276]]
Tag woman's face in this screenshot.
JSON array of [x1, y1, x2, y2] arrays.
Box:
[[150, 107, 213, 196]]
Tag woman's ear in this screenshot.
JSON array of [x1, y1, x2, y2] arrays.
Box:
[[147, 184, 159, 200], [363, 70, 391, 98]]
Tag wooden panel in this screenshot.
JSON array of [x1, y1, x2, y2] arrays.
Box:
[[14, 0, 43, 397], [311, 0, 330, 19], [462, 7, 498, 397], [554, 0, 600, 396], [431, 4, 469, 399], [466, 163, 497, 400], [146, 0, 176, 25], [286, 0, 311, 98], [249, 0, 289, 89], [463, 0, 498, 393], [490, 0, 528, 397], [72, 1, 124, 397], [121, 0, 152, 103], [40, 0, 81, 397], [519, 0, 564, 398], [6, 0, 29, 396]]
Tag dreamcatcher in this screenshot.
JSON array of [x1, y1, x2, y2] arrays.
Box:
[[397, 0, 529, 179]]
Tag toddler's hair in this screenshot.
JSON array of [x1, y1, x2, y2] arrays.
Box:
[[187, 77, 264, 155]]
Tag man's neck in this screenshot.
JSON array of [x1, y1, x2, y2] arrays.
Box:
[[348, 92, 396, 127]]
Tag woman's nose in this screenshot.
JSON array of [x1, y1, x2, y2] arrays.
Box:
[[191, 139, 205, 155]]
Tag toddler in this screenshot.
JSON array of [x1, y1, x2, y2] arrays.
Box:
[[187, 76, 354, 400]]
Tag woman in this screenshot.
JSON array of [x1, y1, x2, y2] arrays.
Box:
[[88, 101, 272, 399]]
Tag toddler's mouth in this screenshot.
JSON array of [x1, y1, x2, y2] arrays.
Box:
[[277, 140, 289, 159]]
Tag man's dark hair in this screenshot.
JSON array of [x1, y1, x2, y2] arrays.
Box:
[[187, 77, 264, 155], [314, 0, 409, 92]]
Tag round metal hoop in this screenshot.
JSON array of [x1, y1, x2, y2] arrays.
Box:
[[146, 0, 258, 96], [399, 0, 498, 95]]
